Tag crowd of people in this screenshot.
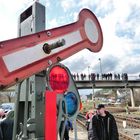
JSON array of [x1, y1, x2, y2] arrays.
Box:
[[0, 102, 119, 140], [86, 104, 119, 140], [72, 73, 129, 81]]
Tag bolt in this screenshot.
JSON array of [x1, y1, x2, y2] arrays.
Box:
[[43, 39, 65, 54], [37, 34, 40, 38], [57, 56, 61, 62]]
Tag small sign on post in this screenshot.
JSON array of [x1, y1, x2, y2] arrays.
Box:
[[123, 120, 127, 128]]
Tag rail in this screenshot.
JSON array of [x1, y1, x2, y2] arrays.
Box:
[[119, 131, 134, 140], [115, 114, 140, 128]]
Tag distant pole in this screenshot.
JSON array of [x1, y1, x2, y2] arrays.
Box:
[[88, 66, 90, 75], [98, 58, 102, 79], [88, 66, 90, 80], [92, 84, 94, 101]]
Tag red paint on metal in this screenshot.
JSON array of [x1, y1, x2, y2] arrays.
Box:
[[45, 91, 57, 140]]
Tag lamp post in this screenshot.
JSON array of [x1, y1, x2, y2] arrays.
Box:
[[88, 66, 90, 80], [88, 66, 90, 75], [98, 58, 102, 79]]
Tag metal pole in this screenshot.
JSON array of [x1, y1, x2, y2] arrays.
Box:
[[74, 119, 77, 140], [22, 78, 29, 139], [92, 84, 94, 101], [88, 66, 90, 75], [130, 88, 135, 107], [98, 58, 102, 79], [12, 81, 23, 140], [88, 66, 90, 80]]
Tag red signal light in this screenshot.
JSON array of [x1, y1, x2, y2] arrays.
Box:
[[48, 65, 69, 93]]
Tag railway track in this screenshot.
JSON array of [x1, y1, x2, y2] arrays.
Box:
[[114, 114, 140, 128], [77, 113, 134, 140], [119, 131, 134, 140]]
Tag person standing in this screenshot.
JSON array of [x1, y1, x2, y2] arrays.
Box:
[[59, 119, 73, 140], [0, 108, 5, 140], [85, 110, 94, 131], [88, 104, 119, 140], [0, 110, 14, 140]]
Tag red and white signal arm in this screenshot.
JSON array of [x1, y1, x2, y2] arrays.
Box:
[[0, 8, 103, 89], [47, 63, 81, 119]]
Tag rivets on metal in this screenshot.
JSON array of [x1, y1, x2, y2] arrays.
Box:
[[47, 31, 51, 37], [0, 44, 4, 48], [48, 60, 52, 65], [57, 57, 61, 62]]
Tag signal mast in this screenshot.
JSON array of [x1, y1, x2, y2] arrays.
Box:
[[0, 2, 103, 140]]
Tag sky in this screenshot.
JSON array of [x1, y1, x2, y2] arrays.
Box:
[[0, 0, 140, 79]]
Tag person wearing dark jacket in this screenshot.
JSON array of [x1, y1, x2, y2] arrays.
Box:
[[0, 111, 14, 140], [88, 104, 119, 140], [0, 123, 3, 140], [59, 120, 73, 140]]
